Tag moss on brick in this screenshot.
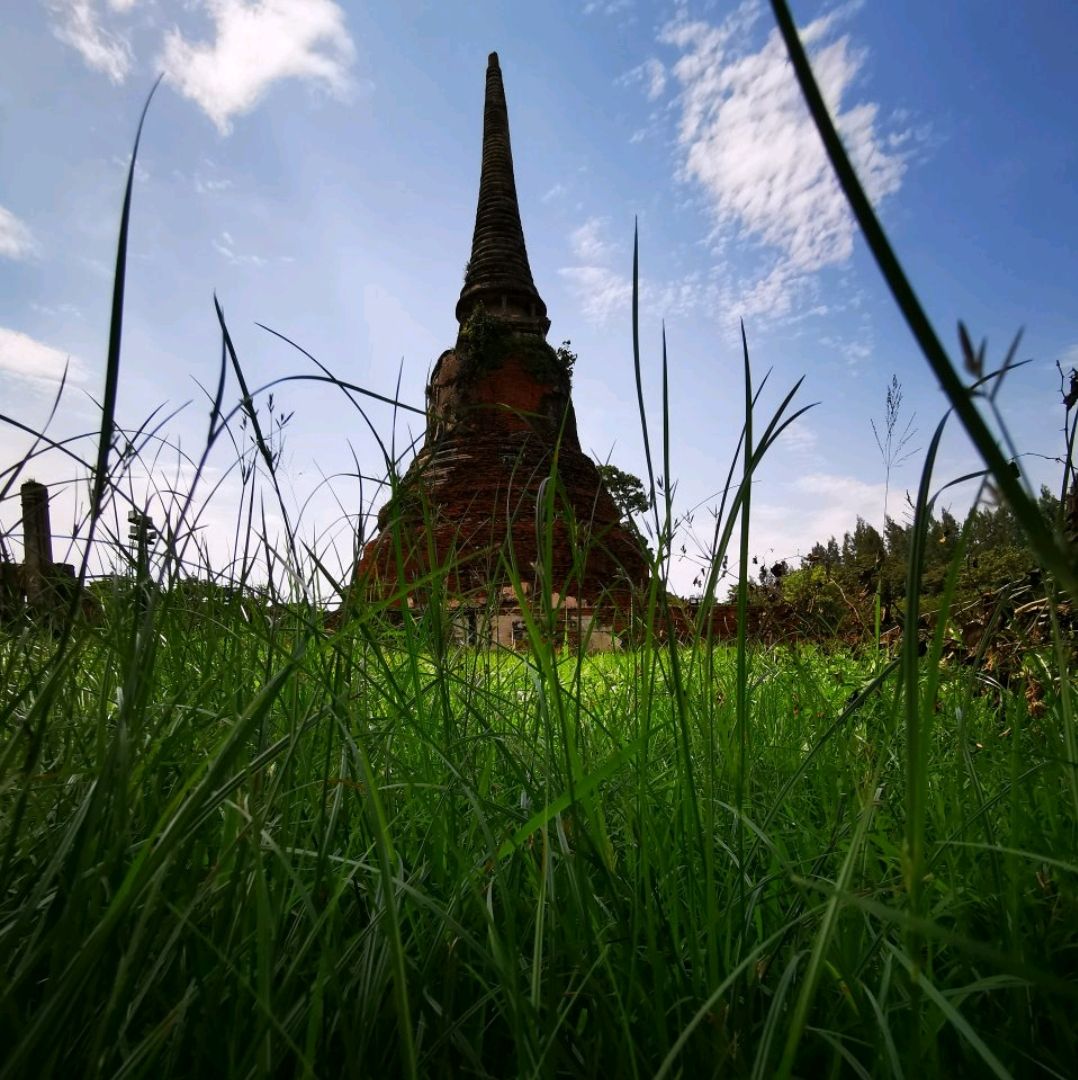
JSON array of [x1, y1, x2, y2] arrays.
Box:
[[455, 305, 570, 390]]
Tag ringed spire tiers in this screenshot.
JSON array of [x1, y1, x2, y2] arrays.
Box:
[[350, 51, 650, 625], [455, 52, 550, 337]]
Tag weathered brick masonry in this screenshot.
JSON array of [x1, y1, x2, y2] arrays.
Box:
[[355, 54, 649, 615]]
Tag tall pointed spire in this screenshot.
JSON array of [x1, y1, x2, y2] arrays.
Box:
[[455, 52, 549, 337], [350, 50, 651, 620]]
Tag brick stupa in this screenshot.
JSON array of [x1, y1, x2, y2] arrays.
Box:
[[354, 53, 648, 614]]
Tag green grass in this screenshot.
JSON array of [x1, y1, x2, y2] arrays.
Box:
[[1, 594, 1075, 1077]]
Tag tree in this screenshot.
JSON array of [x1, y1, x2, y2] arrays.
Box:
[[596, 464, 650, 521], [845, 517, 884, 571], [781, 564, 849, 633]]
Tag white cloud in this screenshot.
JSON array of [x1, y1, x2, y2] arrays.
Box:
[[677, 466, 893, 586], [541, 182, 567, 204], [31, 302, 84, 320], [46, 0, 357, 133], [559, 265, 633, 324], [720, 262, 802, 323], [194, 173, 234, 195], [0, 327, 86, 386], [584, 0, 633, 15], [794, 471, 889, 542], [111, 154, 149, 183], [726, 470, 889, 570], [778, 421, 817, 455], [662, 1, 910, 324], [819, 324, 874, 370], [799, 471, 883, 504], [0, 206, 38, 261], [841, 339, 871, 367], [213, 230, 268, 266], [47, 0, 133, 83], [160, 0, 356, 135], [79, 255, 113, 278], [559, 218, 631, 322], [570, 217, 616, 263], [643, 58, 666, 100], [559, 217, 720, 325], [622, 58, 667, 101]]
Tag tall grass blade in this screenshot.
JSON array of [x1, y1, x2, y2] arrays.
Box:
[[89, 76, 162, 526], [768, 0, 1076, 598], [887, 945, 1014, 1080]]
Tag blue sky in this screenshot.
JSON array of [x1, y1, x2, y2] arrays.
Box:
[[2, 0, 1076, 594]]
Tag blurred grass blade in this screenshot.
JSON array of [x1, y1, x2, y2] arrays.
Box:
[[496, 729, 651, 860], [888, 946, 1013, 1080], [90, 75, 162, 523], [769, 0, 1076, 598]]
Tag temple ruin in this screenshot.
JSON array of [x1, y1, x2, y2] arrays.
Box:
[[0, 480, 79, 624], [353, 53, 649, 644]]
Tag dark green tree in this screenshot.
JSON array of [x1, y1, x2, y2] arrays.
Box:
[[596, 464, 650, 520]]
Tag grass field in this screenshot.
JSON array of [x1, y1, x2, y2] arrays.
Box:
[[1, 585, 1075, 1077]]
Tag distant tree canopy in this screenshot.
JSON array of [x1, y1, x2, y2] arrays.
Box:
[[738, 486, 1062, 634], [597, 464, 650, 521]]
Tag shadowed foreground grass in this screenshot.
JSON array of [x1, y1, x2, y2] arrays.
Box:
[[1, 586, 1074, 1078]]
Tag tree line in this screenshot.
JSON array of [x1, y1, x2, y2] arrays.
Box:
[[746, 486, 1063, 635]]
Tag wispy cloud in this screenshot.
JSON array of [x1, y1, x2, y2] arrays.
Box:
[[799, 471, 884, 506], [194, 174, 234, 195], [559, 218, 631, 322], [569, 217, 616, 264], [739, 470, 888, 567], [0, 327, 86, 386], [46, 0, 357, 135], [820, 331, 872, 370], [621, 58, 667, 101], [661, 1, 912, 325], [111, 154, 149, 182], [31, 302, 84, 320], [46, 0, 134, 83], [583, 0, 633, 15], [778, 421, 818, 455], [541, 182, 568, 204], [559, 264, 634, 324], [796, 471, 892, 540], [0, 205, 38, 261], [212, 230, 267, 266], [559, 217, 718, 325], [680, 466, 892, 582], [161, 0, 356, 135]]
